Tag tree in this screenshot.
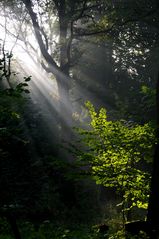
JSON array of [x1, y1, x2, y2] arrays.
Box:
[[0, 46, 30, 239], [15, 0, 115, 141], [0, 43, 59, 239], [18, 1, 86, 132], [73, 101, 156, 222], [110, 0, 159, 233], [91, 0, 159, 233]]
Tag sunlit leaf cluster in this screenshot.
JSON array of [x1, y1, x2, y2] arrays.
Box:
[[75, 101, 156, 212]]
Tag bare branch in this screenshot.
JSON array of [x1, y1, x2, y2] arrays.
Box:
[[74, 24, 115, 37]]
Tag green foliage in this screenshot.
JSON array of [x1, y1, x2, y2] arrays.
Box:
[[0, 50, 36, 213], [0, 53, 31, 161], [0, 220, 150, 239], [140, 85, 156, 112], [12, 222, 101, 239], [74, 101, 156, 216], [0, 217, 10, 235]]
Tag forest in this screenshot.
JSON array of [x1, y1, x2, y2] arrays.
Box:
[[0, 0, 159, 238]]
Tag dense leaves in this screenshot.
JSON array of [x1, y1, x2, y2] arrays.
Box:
[[74, 101, 156, 216]]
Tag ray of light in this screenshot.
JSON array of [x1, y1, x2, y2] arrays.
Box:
[[0, 11, 113, 135]]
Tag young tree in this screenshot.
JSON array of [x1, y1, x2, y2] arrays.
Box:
[[74, 101, 156, 222]]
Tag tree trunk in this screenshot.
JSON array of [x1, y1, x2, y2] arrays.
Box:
[[56, 69, 73, 139], [23, 0, 73, 144]]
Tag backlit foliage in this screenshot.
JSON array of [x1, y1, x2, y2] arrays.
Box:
[[75, 101, 156, 214]]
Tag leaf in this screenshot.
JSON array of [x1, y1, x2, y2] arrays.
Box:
[[24, 76, 31, 82], [24, 89, 30, 94]]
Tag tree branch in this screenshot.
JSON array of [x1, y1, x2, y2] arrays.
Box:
[[74, 5, 159, 38], [22, 0, 60, 75], [41, 61, 52, 73]]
